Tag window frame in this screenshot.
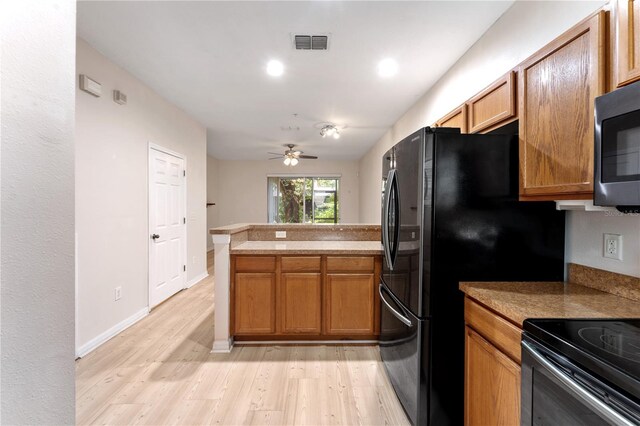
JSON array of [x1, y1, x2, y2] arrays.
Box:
[[267, 174, 341, 224]]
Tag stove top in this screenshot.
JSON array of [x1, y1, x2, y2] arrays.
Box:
[[523, 319, 640, 400]]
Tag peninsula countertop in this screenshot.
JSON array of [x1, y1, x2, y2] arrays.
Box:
[[459, 281, 640, 326], [230, 240, 383, 255]]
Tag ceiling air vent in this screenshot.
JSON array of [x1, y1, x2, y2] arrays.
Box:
[[293, 34, 329, 50]]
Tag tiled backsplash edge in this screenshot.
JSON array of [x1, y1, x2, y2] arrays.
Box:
[[568, 263, 640, 302]]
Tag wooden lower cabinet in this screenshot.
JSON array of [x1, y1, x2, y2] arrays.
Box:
[[234, 272, 276, 335], [325, 273, 375, 335], [465, 327, 521, 426], [281, 273, 322, 334], [464, 297, 522, 426], [231, 254, 381, 339]]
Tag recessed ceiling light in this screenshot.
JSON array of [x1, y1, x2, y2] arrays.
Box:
[[266, 60, 284, 77], [377, 58, 398, 78]]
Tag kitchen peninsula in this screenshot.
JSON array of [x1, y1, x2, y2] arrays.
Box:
[[209, 224, 382, 352]]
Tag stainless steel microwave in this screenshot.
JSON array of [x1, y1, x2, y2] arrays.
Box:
[[594, 81, 640, 212]]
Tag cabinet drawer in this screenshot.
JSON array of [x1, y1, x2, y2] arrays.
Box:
[[464, 297, 522, 364], [235, 256, 276, 272], [326, 256, 374, 272], [281, 256, 321, 272]]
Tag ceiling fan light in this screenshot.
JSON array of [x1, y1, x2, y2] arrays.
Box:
[[290, 158, 299, 166], [333, 131, 340, 139], [284, 157, 291, 166]]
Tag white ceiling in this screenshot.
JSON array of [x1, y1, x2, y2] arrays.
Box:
[[77, 1, 514, 161]]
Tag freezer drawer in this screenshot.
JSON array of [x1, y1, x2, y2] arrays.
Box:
[[379, 281, 429, 425]]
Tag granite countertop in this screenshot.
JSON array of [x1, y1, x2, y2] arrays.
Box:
[[231, 240, 383, 255], [210, 223, 380, 235], [459, 281, 640, 326]]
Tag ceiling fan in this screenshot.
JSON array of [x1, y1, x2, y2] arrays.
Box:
[[268, 144, 318, 166]]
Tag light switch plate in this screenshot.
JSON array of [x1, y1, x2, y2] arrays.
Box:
[[276, 231, 286, 239], [603, 233, 622, 260]]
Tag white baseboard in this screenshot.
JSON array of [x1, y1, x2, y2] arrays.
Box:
[[186, 271, 209, 289], [76, 307, 149, 358], [211, 338, 233, 353]]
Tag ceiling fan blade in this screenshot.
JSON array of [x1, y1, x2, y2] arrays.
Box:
[[267, 152, 283, 156], [298, 155, 318, 159], [268, 157, 283, 160]]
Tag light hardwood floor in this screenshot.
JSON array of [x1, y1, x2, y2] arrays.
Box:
[[76, 251, 409, 425]]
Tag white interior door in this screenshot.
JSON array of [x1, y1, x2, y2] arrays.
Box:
[[149, 147, 186, 308]]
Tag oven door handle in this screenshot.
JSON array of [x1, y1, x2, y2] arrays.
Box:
[[522, 341, 635, 426]]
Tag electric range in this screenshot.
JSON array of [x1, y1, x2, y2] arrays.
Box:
[[521, 319, 640, 425]]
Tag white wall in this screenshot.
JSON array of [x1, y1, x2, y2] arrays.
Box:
[[1, 0, 76, 423], [215, 159, 360, 225], [359, 1, 640, 278], [207, 155, 220, 249], [76, 39, 208, 352], [567, 211, 640, 277]]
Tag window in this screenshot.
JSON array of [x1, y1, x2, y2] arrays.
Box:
[[268, 176, 339, 223]]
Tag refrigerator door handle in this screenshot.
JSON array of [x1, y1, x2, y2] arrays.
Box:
[[379, 283, 412, 327], [382, 169, 395, 270]]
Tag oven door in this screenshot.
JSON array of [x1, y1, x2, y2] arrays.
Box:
[[521, 337, 640, 426]]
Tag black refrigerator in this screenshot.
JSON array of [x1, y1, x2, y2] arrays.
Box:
[[379, 126, 565, 425]]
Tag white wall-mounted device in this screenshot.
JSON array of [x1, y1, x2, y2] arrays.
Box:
[[79, 74, 101, 97], [113, 90, 127, 105]]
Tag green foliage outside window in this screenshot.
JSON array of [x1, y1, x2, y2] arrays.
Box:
[[269, 177, 339, 223]]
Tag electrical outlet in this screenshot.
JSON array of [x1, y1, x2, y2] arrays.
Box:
[[603, 233, 623, 260], [276, 231, 286, 239], [115, 286, 122, 301]]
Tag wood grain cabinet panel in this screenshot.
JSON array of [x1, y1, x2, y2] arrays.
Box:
[[467, 71, 517, 133], [281, 273, 322, 334], [615, 0, 640, 86], [518, 12, 605, 200], [326, 256, 374, 272], [234, 273, 276, 334], [435, 104, 468, 133], [281, 256, 321, 272], [235, 256, 276, 272], [465, 327, 521, 426], [325, 273, 375, 335], [464, 298, 522, 363]]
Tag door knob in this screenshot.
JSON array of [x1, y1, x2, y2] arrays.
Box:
[[151, 234, 160, 240]]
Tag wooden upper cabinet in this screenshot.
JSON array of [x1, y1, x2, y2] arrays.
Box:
[[465, 327, 521, 426], [435, 104, 468, 133], [615, 0, 640, 86], [234, 272, 276, 335], [518, 11, 605, 200], [281, 273, 322, 334], [467, 71, 517, 133]]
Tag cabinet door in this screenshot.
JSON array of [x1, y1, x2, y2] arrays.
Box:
[[518, 12, 605, 200], [616, 0, 640, 86], [435, 104, 468, 133], [467, 71, 517, 133], [234, 272, 276, 335], [325, 274, 375, 335], [281, 273, 321, 334], [465, 327, 521, 426]]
